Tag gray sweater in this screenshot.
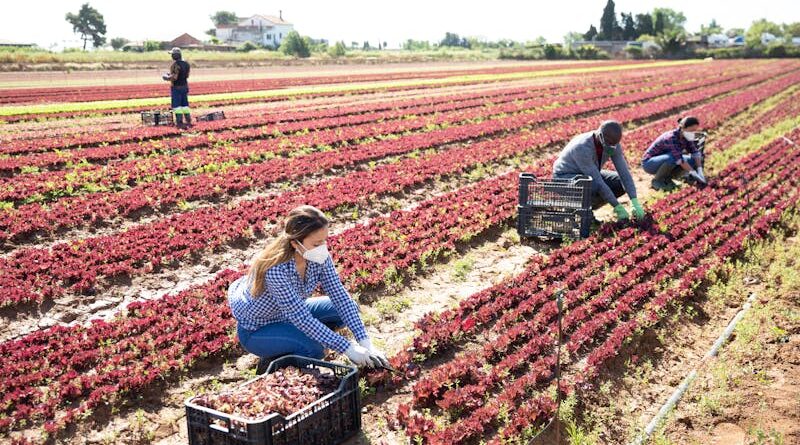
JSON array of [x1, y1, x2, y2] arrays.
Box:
[[552, 131, 637, 207]]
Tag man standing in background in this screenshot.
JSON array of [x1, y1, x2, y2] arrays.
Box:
[[162, 47, 191, 129]]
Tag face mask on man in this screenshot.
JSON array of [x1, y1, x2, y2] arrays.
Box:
[[296, 242, 329, 264], [598, 132, 616, 156], [683, 131, 697, 141]]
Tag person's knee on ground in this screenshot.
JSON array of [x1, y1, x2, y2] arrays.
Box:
[[651, 162, 678, 190], [591, 170, 625, 208]]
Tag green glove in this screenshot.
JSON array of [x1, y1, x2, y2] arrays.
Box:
[[614, 204, 630, 221], [631, 198, 645, 219]]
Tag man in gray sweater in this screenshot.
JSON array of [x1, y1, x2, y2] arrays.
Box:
[[552, 120, 644, 221]]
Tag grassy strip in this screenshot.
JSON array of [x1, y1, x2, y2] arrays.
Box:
[[707, 113, 800, 173], [0, 60, 703, 117], [646, 211, 800, 445]]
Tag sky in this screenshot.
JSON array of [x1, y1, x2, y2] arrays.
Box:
[[3, 0, 799, 50]]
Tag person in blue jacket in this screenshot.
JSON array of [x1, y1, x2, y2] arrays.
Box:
[[228, 205, 389, 371], [642, 116, 706, 191]]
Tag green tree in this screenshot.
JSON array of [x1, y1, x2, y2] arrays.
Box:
[[599, 0, 617, 40], [654, 11, 665, 34], [237, 41, 258, 52], [440, 32, 465, 47], [782, 22, 800, 38], [726, 28, 744, 38], [280, 31, 310, 57], [403, 39, 431, 50], [110, 37, 129, 51], [622, 13, 637, 40], [584, 25, 598, 41], [700, 19, 723, 36], [745, 19, 782, 47], [563, 32, 584, 46], [656, 28, 686, 56], [65, 3, 107, 50], [210, 11, 238, 27], [652, 8, 686, 33], [328, 41, 347, 57], [143, 40, 161, 52], [635, 13, 654, 36], [575, 44, 609, 59]]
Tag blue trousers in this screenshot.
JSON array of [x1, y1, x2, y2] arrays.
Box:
[[170, 85, 189, 109], [642, 154, 697, 175], [236, 297, 344, 359]]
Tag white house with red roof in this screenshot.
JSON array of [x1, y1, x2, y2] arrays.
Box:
[[215, 12, 294, 48]]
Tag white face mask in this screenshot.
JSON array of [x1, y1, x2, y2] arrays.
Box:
[[683, 131, 697, 141], [297, 243, 329, 264]]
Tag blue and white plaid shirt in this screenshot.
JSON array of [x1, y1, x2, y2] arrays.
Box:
[[642, 127, 701, 165], [228, 257, 367, 353]]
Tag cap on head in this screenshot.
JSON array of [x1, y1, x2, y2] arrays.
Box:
[[170, 47, 182, 55], [598, 120, 623, 146], [677, 116, 700, 128]]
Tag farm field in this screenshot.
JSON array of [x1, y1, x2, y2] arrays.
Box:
[[1, 59, 800, 445]]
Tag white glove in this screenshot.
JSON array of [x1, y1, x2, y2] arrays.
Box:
[[344, 343, 375, 368], [358, 338, 391, 369], [697, 167, 705, 182], [689, 169, 707, 184]]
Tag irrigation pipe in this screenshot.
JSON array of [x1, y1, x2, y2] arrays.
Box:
[[628, 292, 759, 445]]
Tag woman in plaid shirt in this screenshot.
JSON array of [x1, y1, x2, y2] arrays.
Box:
[[228, 205, 389, 371], [642, 116, 706, 191]]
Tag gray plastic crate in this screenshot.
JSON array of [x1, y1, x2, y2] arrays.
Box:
[[517, 173, 593, 239], [197, 110, 226, 122], [141, 110, 174, 126], [185, 355, 359, 445]]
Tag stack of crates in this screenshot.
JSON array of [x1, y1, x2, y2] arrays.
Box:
[[517, 173, 593, 239]]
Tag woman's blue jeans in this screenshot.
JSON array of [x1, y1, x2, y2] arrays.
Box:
[[642, 154, 697, 175], [236, 296, 344, 360]]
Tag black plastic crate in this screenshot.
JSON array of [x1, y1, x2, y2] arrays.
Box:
[[197, 110, 226, 122], [141, 110, 174, 126], [517, 173, 593, 239], [185, 355, 360, 445]]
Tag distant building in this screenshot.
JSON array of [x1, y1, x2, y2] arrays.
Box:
[[761, 32, 778, 45], [707, 34, 729, 47], [169, 33, 203, 49], [569, 40, 630, 56], [728, 36, 745, 46], [215, 12, 294, 48], [792, 37, 800, 46], [121, 34, 236, 52], [0, 39, 35, 48]]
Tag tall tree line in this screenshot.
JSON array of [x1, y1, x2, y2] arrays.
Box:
[[584, 0, 685, 41]]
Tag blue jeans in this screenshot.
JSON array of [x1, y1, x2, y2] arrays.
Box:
[[642, 154, 697, 175], [170, 85, 189, 109], [236, 297, 344, 359]]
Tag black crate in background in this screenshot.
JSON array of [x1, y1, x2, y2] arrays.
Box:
[[185, 355, 360, 445], [517, 173, 593, 239], [141, 111, 174, 126], [197, 110, 226, 122]]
